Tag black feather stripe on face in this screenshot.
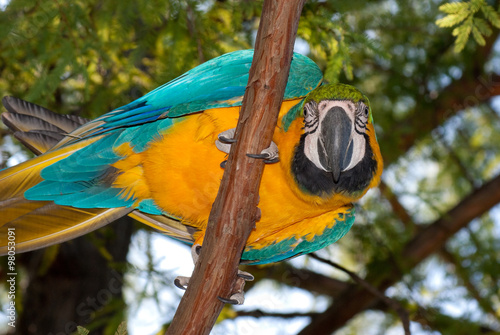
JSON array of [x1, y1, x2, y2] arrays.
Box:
[[291, 133, 377, 197]]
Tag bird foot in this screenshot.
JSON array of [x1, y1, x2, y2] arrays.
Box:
[[173, 244, 202, 291], [216, 128, 280, 167], [246, 141, 280, 164], [174, 276, 190, 290], [218, 269, 254, 305], [215, 128, 237, 153], [173, 243, 254, 305]]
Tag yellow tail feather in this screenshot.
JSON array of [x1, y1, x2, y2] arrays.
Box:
[[0, 135, 124, 255], [0, 136, 103, 202], [0, 203, 131, 254]]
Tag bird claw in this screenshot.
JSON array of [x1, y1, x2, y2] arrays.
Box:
[[216, 128, 279, 166], [237, 269, 254, 281], [246, 141, 280, 164], [218, 135, 236, 144], [174, 244, 254, 306], [174, 276, 190, 290], [218, 293, 245, 305], [246, 153, 280, 164], [216, 129, 237, 155], [173, 244, 202, 291], [218, 269, 254, 305]]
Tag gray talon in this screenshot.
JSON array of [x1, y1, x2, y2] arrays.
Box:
[[247, 141, 279, 163], [219, 135, 236, 144], [264, 157, 279, 164], [246, 153, 269, 159], [218, 271, 252, 305], [217, 128, 279, 165], [218, 293, 245, 305], [191, 243, 202, 264], [175, 244, 253, 306], [174, 276, 190, 290], [173, 244, 202, 291], [216, 129, 237, 154], [238, 270, 254, 281]]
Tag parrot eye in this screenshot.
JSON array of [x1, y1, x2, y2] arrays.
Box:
[[357, 102, 369, 124], [303, 101, 319, 134]]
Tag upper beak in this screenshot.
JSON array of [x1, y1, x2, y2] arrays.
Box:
[[318, 106, 353, 183]]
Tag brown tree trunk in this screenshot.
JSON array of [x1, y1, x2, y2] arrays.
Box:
[[165, 0, 306, 334]]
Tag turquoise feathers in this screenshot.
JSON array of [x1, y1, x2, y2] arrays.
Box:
[[25, 50, 323, 219], [65, 50, 323, 143], [242, 208, 355, 264]]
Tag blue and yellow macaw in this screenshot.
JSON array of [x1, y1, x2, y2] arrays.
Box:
[[0, 50, 382, 303]]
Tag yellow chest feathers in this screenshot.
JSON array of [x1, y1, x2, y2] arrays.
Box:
[[111, 102, 356, 246]]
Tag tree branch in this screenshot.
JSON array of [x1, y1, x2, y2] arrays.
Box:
[[165, 1, 306, 334], [298, 173, 500, 334], [309, 253, 411, 335], [381, 29, 500, 166], [244, 262, 349, 297]]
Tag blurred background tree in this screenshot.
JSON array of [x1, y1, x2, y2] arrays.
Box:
[[1, 0, 499, 334]]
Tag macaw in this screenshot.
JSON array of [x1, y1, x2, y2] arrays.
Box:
[[0, 50, 383, 304]]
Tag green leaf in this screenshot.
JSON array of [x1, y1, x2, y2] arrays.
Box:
[[453, 17, 473, 52], [439, 2, 469, 14], [473, 17, 492, 37], [436, 12, 470, 28], [468, 0, 484, 13], [471, 25, 486, 45], [481, 4, 500, 28]]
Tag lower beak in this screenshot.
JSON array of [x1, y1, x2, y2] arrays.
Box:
[[318, 106, 353, 183]]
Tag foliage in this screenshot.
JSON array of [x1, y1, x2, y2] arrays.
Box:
[[436, 0, 500, 52], [75, 321, 127, 335], [1, 0, 500, 334]]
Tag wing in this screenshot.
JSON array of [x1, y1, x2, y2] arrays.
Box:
[[2, 96, 90, 154], [54, 49, 323, 148], [241, 206, 356, 265], [0, 50, 322, 253], [0, 98, 195, 254], [0, 131, 133, 254]]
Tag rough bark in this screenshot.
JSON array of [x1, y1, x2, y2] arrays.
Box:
[[165, 0, 306, 334], [298, 173, 500, 334]]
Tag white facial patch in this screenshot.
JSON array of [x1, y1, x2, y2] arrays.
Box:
[[303, 100, 368, 173]]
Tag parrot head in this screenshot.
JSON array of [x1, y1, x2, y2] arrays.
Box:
[[291, 83, 382, 201]]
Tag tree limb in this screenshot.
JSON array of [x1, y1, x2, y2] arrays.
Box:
[[381, 29, 500, 166], [298, 173, 500, 334], [165, 1, 306, 334], [309, 253, 411, 335], [244, 262, 349, 297]]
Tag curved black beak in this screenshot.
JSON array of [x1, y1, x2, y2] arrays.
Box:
[[318, 106, 353, 183]]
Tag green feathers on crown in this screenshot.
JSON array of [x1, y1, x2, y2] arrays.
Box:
[[305, 83, 369, 106], [281, 83, 373, 131]]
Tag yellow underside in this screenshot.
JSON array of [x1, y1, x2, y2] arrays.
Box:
[[111, 100, 378, 250]]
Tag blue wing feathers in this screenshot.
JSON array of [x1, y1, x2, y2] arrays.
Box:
[[24, 49, 323, 216], [73, 50, 321, 139], [242, 208, 355, 264], [137, 199, 164, 215]]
